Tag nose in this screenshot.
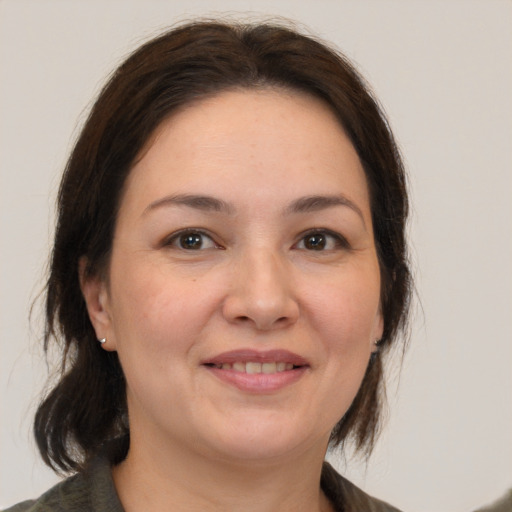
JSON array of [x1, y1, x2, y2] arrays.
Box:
[[222, 249, 300, 331]]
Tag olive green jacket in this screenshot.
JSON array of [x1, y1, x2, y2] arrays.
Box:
[[3, 458, 402, 512]]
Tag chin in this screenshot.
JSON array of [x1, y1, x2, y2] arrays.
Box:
[[199, 415, 329, 464]]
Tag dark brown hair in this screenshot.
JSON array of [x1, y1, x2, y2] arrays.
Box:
[[36, 20, 411, 473]]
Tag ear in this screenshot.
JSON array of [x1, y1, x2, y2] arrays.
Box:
[[79, 257, 116, 351]]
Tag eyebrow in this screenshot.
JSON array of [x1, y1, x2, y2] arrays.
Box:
[[143, 194, 234, 215], [285, 194, 365, 225], [143, 192, 365, 225]]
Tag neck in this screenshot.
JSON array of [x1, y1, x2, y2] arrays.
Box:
[[112, 430, 333, 512]]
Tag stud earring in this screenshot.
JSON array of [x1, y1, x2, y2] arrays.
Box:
[[99, 338, 106, 344]]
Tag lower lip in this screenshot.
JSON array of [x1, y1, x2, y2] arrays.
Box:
[[205, 366, 308, 393]]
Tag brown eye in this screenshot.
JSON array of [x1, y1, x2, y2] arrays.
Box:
[[295, 230, 348, 251], [179, 233, 204, 250], [165, 230, 218, 251], [303, 233, 327, 250]]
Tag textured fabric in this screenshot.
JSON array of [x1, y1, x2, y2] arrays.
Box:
[[321, 462, 402, 512], [3, 459, 402, 512], [2, 458, 123, 512]]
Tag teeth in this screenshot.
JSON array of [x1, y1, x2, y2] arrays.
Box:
[[233, 362, 245, 372], [213, 361, 298, 374], [246, 362, 262, 374], [262, 362, 277, 374]]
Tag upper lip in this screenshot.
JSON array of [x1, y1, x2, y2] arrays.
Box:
[[202, 349, 309, 367]]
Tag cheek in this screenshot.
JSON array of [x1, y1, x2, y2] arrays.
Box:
[[306, 273, 381, 349], [108, 259, 227, 367], [108, 265, 197, 356], [108, 273, 200, 408], [307, 279, 379, 423]]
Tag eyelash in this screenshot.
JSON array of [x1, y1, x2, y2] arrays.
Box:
[[162, 228, 349, 252]]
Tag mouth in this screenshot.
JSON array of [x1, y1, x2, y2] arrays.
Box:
[[204, 361, 300, 374], [201, 349, 309, 392]]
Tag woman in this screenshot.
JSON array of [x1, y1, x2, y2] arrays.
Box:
[[5, 20, 411, 512]]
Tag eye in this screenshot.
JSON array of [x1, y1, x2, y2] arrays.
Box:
[[295, 230, 348, 251], [164, 230, 218, 251]]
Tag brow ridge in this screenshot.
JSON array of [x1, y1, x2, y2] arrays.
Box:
[[144, 193, 365, 225], [144, 194, 234, 215], [286, 194, 365, 223]]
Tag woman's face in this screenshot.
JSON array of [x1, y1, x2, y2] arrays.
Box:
[[85, 89, 383, 463]]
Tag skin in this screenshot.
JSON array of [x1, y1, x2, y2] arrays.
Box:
[[82, 89, 383, 512]]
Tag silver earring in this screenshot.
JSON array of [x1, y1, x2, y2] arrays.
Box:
[[99, 338, 106, 344]]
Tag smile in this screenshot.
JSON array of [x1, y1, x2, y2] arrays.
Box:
[[202, 350, 309, 392], [207, 361, 297, 374]]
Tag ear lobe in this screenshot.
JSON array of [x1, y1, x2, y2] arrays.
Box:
[[372, 310, 384, 352], [79, 257, 114, 349], [376, 312, 384, 340]]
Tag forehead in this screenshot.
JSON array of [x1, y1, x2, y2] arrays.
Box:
[[146, 87, 348, 158], [121, 88, 370, 217]]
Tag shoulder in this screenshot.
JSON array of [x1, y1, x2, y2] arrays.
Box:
[[2, 458, 123, 512], [321, 462, 403, 512], [473, 488, 512, 512], [2, 473, 87, 512]]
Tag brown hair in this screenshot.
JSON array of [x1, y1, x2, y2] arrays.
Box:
[[35, 20, 411, 473]]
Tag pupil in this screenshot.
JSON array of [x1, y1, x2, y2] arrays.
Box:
[[180, 233, 202, 249], [305, 234, 326, 250]]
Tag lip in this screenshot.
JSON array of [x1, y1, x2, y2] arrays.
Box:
[[201, 349, 309, 393]]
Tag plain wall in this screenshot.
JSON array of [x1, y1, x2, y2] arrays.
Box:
[[1, 1, 511, 510]]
